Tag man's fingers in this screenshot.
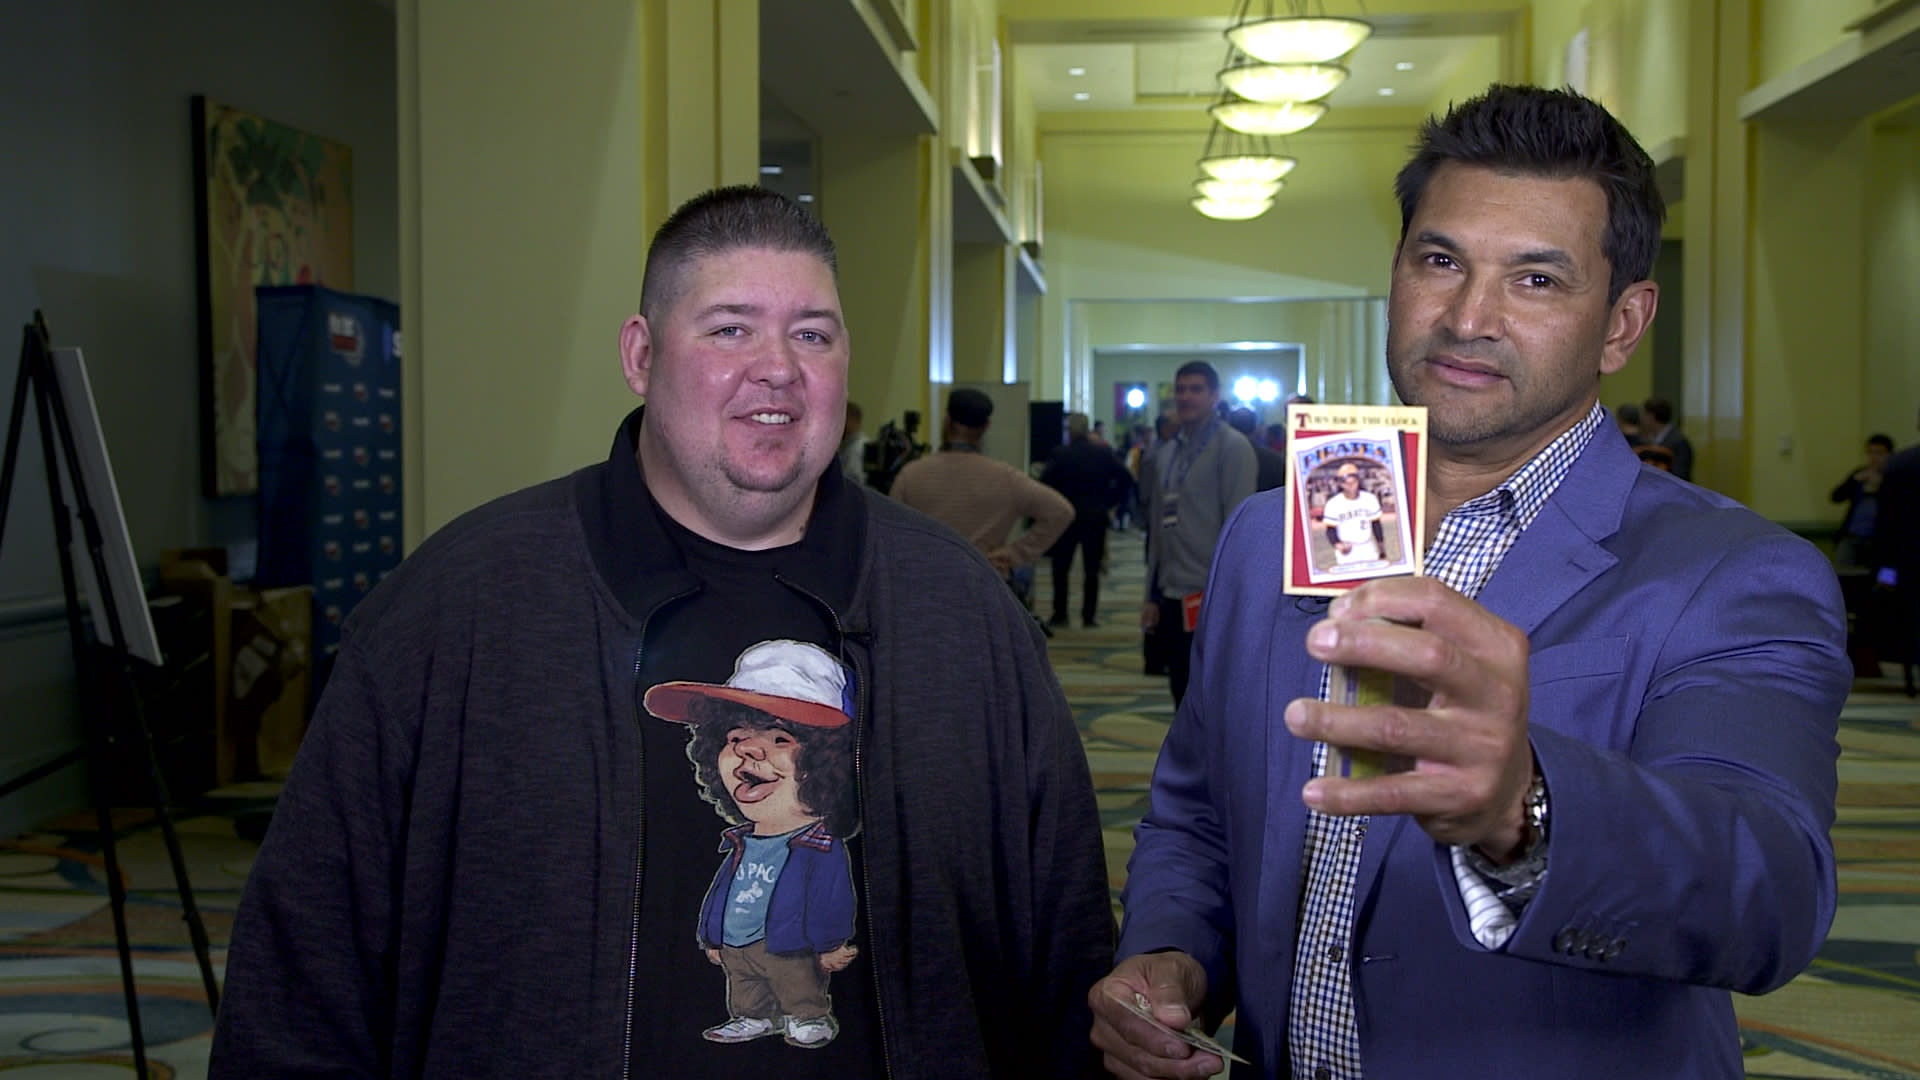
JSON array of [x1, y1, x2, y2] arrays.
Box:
[[1303, 615, 1525, 717], [1286, 698, 1508, 764], [1326, 577, 1529, 665]]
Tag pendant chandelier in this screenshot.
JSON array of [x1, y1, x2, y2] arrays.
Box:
[[1195, 176, 1283, 201], [1225, 0, 1372, 66], [1217, 59, 1348, 103], [1195, 121, 1296, 184], [1192, 195, 1275, 221], [1190, 121, 1291, 220], [1209, 97, 1328, 136]]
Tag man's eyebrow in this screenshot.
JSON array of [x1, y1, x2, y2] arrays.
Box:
[[690, 302, 843, 328], [1410, 230, 1579, 274], [1507, 247, 1578, 273]]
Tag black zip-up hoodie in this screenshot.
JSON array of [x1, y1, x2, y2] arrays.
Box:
[[212, 408, 1116, 1078]]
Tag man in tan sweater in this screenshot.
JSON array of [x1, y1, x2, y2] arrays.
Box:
[[891, 389, 1072, 579]]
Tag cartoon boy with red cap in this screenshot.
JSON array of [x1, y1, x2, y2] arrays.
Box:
[[643, 640, 860, 1051]]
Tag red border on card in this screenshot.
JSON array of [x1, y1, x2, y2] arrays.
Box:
[[1287, 427, 1423, 593]]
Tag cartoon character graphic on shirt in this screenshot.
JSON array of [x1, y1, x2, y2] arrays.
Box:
[[643, 639, 860, 1051]]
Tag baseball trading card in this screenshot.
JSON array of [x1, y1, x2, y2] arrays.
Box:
[[1282, 404, 1427, 596], [1108, 990, 1251, 1066], [1283, 403, 1429, 778]]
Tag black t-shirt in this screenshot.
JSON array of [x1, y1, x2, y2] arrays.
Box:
[[627, 502, 886, 1077]]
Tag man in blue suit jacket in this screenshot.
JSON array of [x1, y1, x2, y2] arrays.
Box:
[[1090, 85, 1849, 1080]]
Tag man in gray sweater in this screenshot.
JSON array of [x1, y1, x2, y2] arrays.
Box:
[[1139, 360, 1258, 705]]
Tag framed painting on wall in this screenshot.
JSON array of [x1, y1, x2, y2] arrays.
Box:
[[192, 96, 354, 497]]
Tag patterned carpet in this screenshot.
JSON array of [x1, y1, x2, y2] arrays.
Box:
[[0, 528, 1913, 1077]]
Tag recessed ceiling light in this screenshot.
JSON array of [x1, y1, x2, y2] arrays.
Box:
[[1073, 92, 1091, 101], [1395, 61, 1416, 71], [1377, 87, 1396, 96], [759, 165, 784, 175], [1068, 66, 1087, 76]]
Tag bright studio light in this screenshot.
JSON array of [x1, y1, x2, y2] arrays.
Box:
[[1125, 387, 1147, 409], [1257, 379, 1280, 402], [1233, 376, 1259, 402]]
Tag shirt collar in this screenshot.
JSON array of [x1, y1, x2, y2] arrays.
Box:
[[1450, 402, 1605, 529]]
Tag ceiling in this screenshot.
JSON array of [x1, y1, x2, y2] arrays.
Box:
[[1010, 8, 1518, 116]]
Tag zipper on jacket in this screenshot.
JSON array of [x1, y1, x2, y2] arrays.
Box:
[[623, 587, 697, 1080], [774, 574, 897, 1080]]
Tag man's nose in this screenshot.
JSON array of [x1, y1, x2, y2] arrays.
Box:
[[746, 340, 800, 385]]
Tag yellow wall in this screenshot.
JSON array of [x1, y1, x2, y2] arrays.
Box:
[[1529, 0, 1587, 87], [1429, 34, 1504, 113], [401, 0, 647, 544], [1746, 118, 1871, 520], [1865, 115, 1920, 447], [953, 243, 1010, 382], [1755, 0, 1878, 88], [820, 134, 933, 432]]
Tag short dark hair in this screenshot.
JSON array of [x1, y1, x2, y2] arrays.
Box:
[[1174, 361, 1220, 392], [1642, 397, 1674, 425], [1869, 433, 1895, 451], [1615, 402, 1642, 424], [1226, 407, 1258, 435], [1394, 84, 1664, 304], [946, 388, 994, 428], [639, 185, 837, 321]]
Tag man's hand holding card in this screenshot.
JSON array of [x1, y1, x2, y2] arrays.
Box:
[[1282, 404, 1430, 780]]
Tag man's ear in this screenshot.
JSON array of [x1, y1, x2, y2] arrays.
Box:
[[1600, 280, 1659, 377], [619, 314, 654, 397]]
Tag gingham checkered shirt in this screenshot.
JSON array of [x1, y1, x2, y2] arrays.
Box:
[[1287, 403, 1603, 1080]]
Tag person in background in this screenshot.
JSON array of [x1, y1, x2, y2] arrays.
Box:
[[1092, 85, 1847, 1080], [1874, 408, 1920, 695], [1227, 406, 1287, 492], [838, 400, 868, 484], [213, 186, 1114, 1079], [1640, 396, 1692, 480], [1042, 412, 1135, 627], [1613, 401, 1644, 445], [1137, 361, 1257, 706], [890, 388, 1073, 582], [1831, 433, 1894, 569]]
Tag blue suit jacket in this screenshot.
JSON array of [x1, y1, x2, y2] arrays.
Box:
[[1118, 420, 1849, 1078]]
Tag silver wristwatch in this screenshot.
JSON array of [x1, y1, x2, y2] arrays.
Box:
[[1466, 771, 1550, 899]]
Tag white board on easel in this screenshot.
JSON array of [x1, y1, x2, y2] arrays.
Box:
[[49, 346, 163, 666]]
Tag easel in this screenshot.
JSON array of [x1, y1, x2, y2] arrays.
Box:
[[0, 313, 220, 1077]]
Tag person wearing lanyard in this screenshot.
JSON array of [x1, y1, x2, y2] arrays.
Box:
[[1138, 360, 1257, 706]]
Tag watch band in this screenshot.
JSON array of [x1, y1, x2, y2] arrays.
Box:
[[1464, 770, 1550, 893]]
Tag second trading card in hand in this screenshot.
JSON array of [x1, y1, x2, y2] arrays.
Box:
[[1282, 404, 1428, 597]]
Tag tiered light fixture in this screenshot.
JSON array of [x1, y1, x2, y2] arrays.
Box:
[[1217, 59, 1348, 105], [1190, 121, 1294, 221], [1190, 0, 1371, 218], [1209, 96, 1328, 136]]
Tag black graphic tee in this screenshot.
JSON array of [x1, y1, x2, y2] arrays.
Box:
[[627, 505, 885, 1077]]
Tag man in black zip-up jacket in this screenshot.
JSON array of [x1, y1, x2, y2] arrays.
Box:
[[212, 187, 1115, 1078]]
